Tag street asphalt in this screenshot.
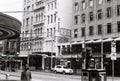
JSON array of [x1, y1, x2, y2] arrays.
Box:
[[0, 70, 120, 81]]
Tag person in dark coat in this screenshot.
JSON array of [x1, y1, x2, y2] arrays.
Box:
[[21, 64, 32, 81]]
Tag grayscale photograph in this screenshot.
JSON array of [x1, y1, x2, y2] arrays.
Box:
[[0, 0, 120, 81]]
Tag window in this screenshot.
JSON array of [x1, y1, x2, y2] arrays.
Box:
[[54, 13, 56, 23], [50, 28, 52, 36], [47, 29, 49, 37], [117, 21, 120, 32], [51, 15, 53, 23], [82, 0, 86, 9], [75, 2, 79, 12], [98, 0, 102, 4], [74, 29, 78, 38], [74, 16, 78, 24], [89, 0, 93, 7], [89, 12, 94, 21], [48, 16, 49, 24], [81, 13, 86, 23], [48, 4, 50, 10], [107, 7, 112, 18], [98, 24, 102, 35], [89, 26, 94, 35], [26, 17, 29, 26], [97, 9, 103, 20], [107, 23, 112, 33], [106, 0, 111, 2], [117, 5, 120, 16], [81, 27, 85, 37]]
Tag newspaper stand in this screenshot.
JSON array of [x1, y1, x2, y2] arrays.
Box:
[[81, 69, 106, 81]]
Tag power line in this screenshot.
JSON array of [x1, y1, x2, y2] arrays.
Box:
[[1, 11, 33, 13]]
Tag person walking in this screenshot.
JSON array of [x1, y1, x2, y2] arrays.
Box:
[[21, 64, 32, 81]]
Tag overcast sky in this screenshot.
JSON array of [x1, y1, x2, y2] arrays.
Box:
[[0, 0, 23, 22]]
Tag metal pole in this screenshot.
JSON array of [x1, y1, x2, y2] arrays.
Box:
[[101, 27, 104, 69], [51, 37, 54, 69], [112, 60, 114, 81]]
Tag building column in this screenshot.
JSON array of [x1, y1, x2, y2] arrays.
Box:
[[42, 56, 45, 70]]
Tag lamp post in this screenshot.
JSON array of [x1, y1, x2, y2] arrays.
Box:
[[27, 34, 31, 65]]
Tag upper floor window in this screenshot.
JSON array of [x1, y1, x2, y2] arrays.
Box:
[[81, 27, 85, 37], [117, 5, 120, 16], [106, 0, 111, 2], [98, 0, 103, 5], [75, 2, 79, 12], [74, 29, 78, 38], [89, 12, 94, 21], [82, 0, 86, 9], [98, 24, 102, 35], [107, 7, 112, 18], [89, 26, 94, 35], [51, 15, 53, 23], [117, 21, 120, 32], [74, 16, 78, 25], [107, 23, 112, 34], [97, 9, 103, 20], [81, 13, 86, 23], [89, 0, 93, 7], [48, 16, 50, 24]]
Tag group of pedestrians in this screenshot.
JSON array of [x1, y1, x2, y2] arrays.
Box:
[[21, 64, 32, 81]]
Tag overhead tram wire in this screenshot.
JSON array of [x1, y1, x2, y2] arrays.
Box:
[[1, 11, 34, 13]]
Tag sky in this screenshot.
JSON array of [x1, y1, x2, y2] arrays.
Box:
[[0, 0, 23, 22]]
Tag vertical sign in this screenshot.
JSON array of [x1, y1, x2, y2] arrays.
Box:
[[111, 40, 117, 60]]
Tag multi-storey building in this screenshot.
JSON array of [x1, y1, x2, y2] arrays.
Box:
[[58, 0, 120, 75], [21, 0, 46, 70], [21, 0, 73, 70]]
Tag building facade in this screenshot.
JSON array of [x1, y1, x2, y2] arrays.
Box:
[[21, 0, 73, 70], [58, 0, 120, 75]]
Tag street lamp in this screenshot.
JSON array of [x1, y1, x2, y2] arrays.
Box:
[[27, 34, 31, 65]]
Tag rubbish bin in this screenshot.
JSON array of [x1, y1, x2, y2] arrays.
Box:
[[81, 69, 106, 81]]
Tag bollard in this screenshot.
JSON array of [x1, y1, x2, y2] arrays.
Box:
[[6, 74, 9, 80]]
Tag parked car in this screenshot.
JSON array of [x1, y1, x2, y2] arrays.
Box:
[[52, 65, 73, 74]]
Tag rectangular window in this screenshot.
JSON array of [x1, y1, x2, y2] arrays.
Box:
[[75, 2, 79, 12], [74, 29, 78, 38], [117, 5, 120, 16], [98, 0, 102, 4], [81, 27, 85, 37], [117, 21, 120, 32], [98, 24, 102, 35], [89, 0, 93, 7], [107, 7, 112, 18], [82, 0, 85, 9], [74, 16, 78, 24], [51, 15, 53, 23], [89, 12, 94, 21], [81, 13, 85, 23], [98, 9, 103, 20], [89, 26, 94, 35], [48, 16, 49, 24], [47, 29, 49, 37], [107, 23, 112, 33]]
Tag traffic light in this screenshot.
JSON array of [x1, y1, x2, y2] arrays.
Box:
[[81, 48, 86, 60], [86, 48, 92, 69], [86, 48, 92, 59]]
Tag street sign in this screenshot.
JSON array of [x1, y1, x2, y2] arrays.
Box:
[[111, 40, 117, 60]]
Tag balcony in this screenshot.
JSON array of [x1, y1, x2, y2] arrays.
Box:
[[34, 1, 45, 11]]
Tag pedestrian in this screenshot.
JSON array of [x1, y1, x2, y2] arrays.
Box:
[[21, 64, 32, 81]]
